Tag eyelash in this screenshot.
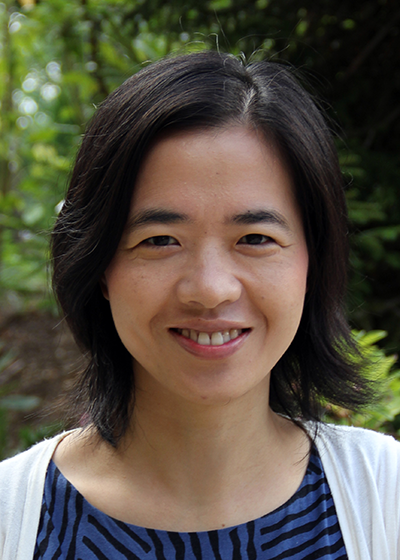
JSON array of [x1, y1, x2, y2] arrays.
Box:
[[141, 234, 274, 247], [142, 236, 178, 247], [238, 234, 273, 245]]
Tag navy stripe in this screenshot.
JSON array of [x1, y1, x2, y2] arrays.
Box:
[[229, 527, 241, 560], [83, 536, 110, 560], [261, 504, 338, 550], [307, 459, 323, 476], [246, 520, 257, 560], [146, 528, 166, 560], [88, 514, 142, 560], [52, 476, 72, 560], [307, 534, 350, 559], [260, 491, 332, 535], [36, 509, 55, 554], [35, 467, 61, 555], [168, 531, 185, 559], [112, 518, 152, 552], [261, 518, 343, 557], [66, 492, 83, 559], [208, 530, 222, 560], [49, 466, 60, 516], [189, 532, 202, 560], [33, 503, 49, 560]]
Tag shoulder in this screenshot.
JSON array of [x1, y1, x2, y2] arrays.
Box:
[[313, 423, 400, 515], [0, 431, 77, 557], [0, 431, 69, 479], [0, 431, 75, 529], [311, 424, 400, 558], [314, 423, 400, 466]]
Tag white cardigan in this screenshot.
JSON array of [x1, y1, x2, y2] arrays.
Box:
[[0, 424, 399, 559]]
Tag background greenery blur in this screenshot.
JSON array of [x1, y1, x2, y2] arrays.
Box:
[[0, 0, 399, 456]]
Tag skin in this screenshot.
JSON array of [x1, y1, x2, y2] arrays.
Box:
[[54, 126, 311, 531]]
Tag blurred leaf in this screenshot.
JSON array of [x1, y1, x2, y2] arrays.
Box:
[[326, 330, 400, 435], [0, 394, 41, 411]]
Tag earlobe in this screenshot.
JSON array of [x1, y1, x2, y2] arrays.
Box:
[[100, 274, 110, 300]]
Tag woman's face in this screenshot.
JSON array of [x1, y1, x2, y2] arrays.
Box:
[[102, 127, 309, 407]]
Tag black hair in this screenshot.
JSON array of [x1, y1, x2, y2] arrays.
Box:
[[52, 51, 374, 445]]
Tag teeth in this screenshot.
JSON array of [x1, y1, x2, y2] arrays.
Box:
[[197, 332, 211, 345], [211, 332, 224, 346], [222, 330, 231, 343], [178, 328, 243, 345], [230, 329, 239, 340], [190, 329, 197, 341]]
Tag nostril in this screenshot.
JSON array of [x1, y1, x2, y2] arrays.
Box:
[[176, 271, 242, 309]]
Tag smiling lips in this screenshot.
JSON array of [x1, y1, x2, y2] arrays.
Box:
[[175, 328, 244, 346]]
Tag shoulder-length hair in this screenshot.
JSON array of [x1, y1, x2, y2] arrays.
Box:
[[52, 51, 373, 445]]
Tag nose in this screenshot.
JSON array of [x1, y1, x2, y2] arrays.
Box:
[[176, 246, 242, 309]]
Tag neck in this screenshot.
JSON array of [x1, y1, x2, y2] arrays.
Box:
[[114, 379, 305, 503], [54, 377, 310, 531]]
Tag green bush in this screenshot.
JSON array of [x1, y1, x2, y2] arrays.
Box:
[[325, 330, 400, 437]]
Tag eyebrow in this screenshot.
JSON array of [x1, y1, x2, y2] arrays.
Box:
[[124, 209, 190, 233], [231, 210, 290, 230], [124, 208, 291, 233]]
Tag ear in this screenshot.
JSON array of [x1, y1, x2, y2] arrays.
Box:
[[99, 274, 110, 300]]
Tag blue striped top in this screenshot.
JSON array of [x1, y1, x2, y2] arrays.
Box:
[[34, 445, 348, 559]]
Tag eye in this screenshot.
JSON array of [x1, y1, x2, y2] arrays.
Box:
[[238, 234, 273, 245], [142, 235, 178, 247]]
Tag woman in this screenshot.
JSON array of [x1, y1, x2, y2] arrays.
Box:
[[0, 51, 399, 559]]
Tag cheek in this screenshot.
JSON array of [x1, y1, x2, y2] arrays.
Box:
[[105, 263, 173, 332], [105, 259, 149, 302], [254, 252, 308, 331], [281, 245, 309, 300], [256, 250, 308, 299], [103, 265, 141, 329]]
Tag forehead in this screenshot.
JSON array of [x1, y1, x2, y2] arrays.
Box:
[[129, 126, 299, 225]]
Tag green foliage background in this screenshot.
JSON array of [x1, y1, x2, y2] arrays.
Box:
[[0, 0, 399, 450]]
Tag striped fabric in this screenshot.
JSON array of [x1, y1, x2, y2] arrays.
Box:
[[34, 445, 347, 559]]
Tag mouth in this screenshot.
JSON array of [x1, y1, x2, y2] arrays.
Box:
[[172, 328, 250, 346]]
